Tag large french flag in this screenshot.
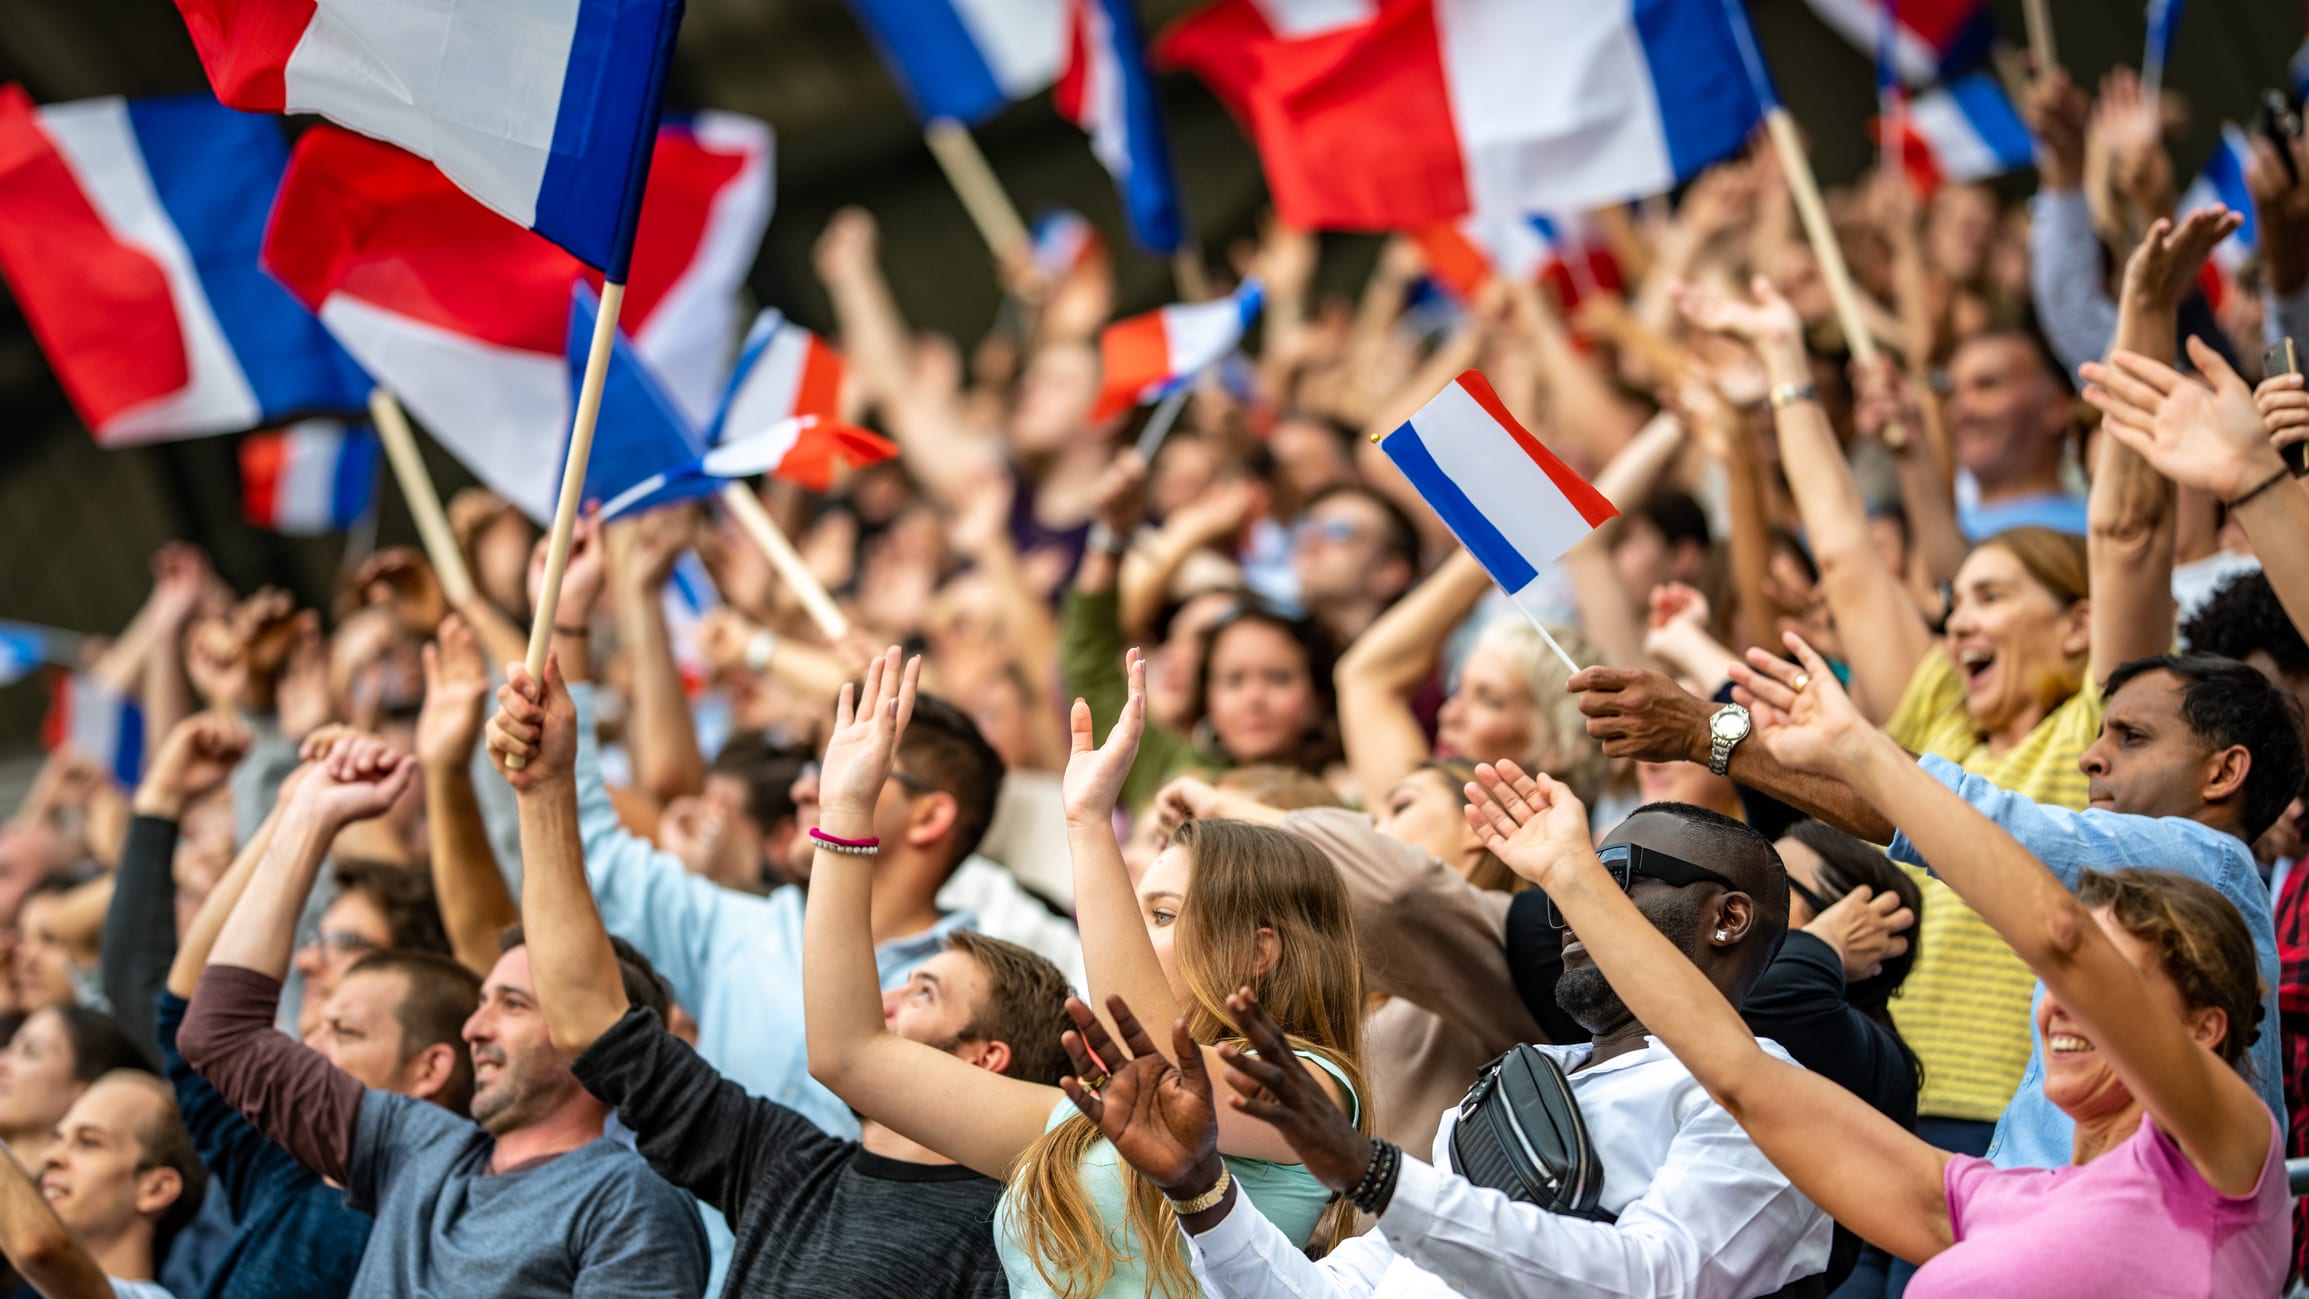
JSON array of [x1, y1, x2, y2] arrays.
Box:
[[173, 0, 685, 277], [1412, 211, 1621, 309], [1160, 0, 1764, 231], [1093, 279, 1263, 420], [1056, 0, 1186, 252], [263, 113, 773, 522], [43, 674, 145, 787], [846, 0, 1065, 124], [1877, 73, 2033, 192], [241, 419, 379, 534], [1800, 0, 1993, 86], [1380, 370, 1617, 605], [0, 88, 367, 446]]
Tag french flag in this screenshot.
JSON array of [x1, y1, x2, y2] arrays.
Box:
[[42, 674, 145, 787], [1158, 0, 1765, 231], [0, 88, 367, 446], [1876, 73, 2034, 192], [1379, 370, 1617, 607], [262, 114, 773, 522], [2180, 125, 2259, 307], [0, 623, 72, 688], [1092, 279, 1263, 420], [846, 0, 1065, 124], [715, 310, 848, 442], [1056, 0, 1186, 252], [600, 417, 898, 519], [1800, 0, 1994, 86], [1157, 0, 1381, 122], [241, 419, 379, 534], [664, 552, 721, 695], [1032, 209, 1107, 281], [1411, 211, 1621, 309], [173, 0, 686, 277]]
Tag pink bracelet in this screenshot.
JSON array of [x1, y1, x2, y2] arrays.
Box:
[[810, 827, 880, 855]]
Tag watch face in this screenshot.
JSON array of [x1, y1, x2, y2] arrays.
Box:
[[1711, 709, 1749, 741]]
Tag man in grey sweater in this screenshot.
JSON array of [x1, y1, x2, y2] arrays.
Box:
[[180, 734, 707, 1298]]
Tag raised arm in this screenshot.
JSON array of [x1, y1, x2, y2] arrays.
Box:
[[609, 510, 706, 804], [104, 713, 250, 1049], [801, 649, 1059, 1178], [486, 654, 627, 1058], [0, 1142, 112, 1299], [2085, 212, 2243, 685], [416, 615, 518, 976], [1679, 278, 1932, 721], [1745, 634, 2275, 1196], [1463, 760, 1953, 1266], [1334, 548, 1491, 802]]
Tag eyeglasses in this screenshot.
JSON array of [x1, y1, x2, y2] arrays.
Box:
[[1787, 875, 1833, 917], [1546, 842, 1741, 929], [889, 768, 936, 797], [1297, 517, 1368, 547], [307, 930, 380, 958]]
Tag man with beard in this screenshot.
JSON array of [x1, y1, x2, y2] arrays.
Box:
[[179, 735, 708, 1297], [1064, 802, 1834, 1299]]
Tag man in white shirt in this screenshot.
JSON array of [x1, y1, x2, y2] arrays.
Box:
[[1063, 803, 1833, 1299], [0, 1071, 204, 1299]]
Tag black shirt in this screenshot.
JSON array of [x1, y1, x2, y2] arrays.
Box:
[[573, 1006, 1010, 1299]]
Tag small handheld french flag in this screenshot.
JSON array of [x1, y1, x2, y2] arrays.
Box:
[[1877, 73, 2034, 193], [1032, 209, 1106, 282], [600, 417, 898, 519], [714, 310, 847, 445], [1380, 371, 1617, 614], [241, 420, 379, 534], [846, 0, 1064, 125], [1093, 279, 1263, 420], [1056, 0, 1186, 253], [43, 673, 144, 786], [1411, 212, 1620, 309]]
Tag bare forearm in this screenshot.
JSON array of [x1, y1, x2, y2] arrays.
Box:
[[800, 838, 898, 1087], [1892, 449, 1968, 589], [617, 575, 704, 803], [426, 764, 519, 976], [2233, 482, 2309, 648], [208, 805, 335, 978], [1726, 743, 1896, 844], [0, 1145, 108, 1299], [515, 783, 625, 1055], [1337, 549, 1490, 693], [2088, 289, 2181, 682], [170, 803, 281, 998], [1070, 818, 1185, 1033]]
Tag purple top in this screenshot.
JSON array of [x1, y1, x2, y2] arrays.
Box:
[[1908, 1110, 2287, 1299]]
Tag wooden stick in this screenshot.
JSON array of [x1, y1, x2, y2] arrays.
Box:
[[1171, 248, 1210, 302], [367, 388, 475, 608], [505, 280, 625, 768], [923, 120, 1031, 263], [719, 484, 850, 641], [2022, 0, 2057, 71], [1764, 108, 1878, 369], [1133, 386, 1192, 461]]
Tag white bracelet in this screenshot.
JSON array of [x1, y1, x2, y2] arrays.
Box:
[[745, 629, 780, 675]]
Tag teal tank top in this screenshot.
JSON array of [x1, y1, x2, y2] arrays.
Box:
[[993, 1051, 1359, 1298]]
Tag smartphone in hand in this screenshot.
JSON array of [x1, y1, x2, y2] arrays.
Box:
[[2270, 339, 2307, 476]]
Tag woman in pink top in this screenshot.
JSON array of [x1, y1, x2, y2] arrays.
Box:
[[1464, 631, 2285, 1299]]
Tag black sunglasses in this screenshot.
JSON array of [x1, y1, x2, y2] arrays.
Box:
[[1546, 842, 1741, 929]]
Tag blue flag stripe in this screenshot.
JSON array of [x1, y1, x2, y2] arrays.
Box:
[[1381, 423, 1539, 595]]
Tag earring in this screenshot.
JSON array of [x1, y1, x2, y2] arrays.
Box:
[[1714, 929, 1728, 941]]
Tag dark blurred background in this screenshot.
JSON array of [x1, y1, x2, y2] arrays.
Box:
[[0, 0, 2297, 759]]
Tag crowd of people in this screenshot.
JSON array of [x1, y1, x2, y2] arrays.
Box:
[[3, 51, 2309, 1299]]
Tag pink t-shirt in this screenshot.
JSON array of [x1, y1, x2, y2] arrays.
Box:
[[1907, 1111, 2288, 1299]]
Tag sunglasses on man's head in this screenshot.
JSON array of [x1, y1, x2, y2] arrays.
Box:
[[1546, 842, 1741, 929]]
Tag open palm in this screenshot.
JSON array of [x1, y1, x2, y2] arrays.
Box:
[[1730, 633, 1876, 775], [817, 647, 919, 822], [1062, 649, 1147, 822], [1461, 761, 1595, 892], [1674, 275, 1802, 349], [2082, 338, 2284, 500], [1059, 995, 1219, 1193]]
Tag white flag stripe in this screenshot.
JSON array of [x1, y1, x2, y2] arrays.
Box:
[[1254, 0, 1378, 37], [952, 0, 1067, 97], [633, 113, 774, 428]]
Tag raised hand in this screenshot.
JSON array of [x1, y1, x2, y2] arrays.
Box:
[[1216, 988, 1370, 1194], [1062, 649, 1146, 823], [1149, 775, 1222, 839], [134, 713, 252, 819], [2118, 209, 2245, 312], [286, 730, 415, 830], [1460, 761, 1598, 893], [1804, 885, 1915, 982], [1058, 994, 1221, 1195], [1673, 275, 1803, 354], [273, 615, 334, 741], [2081, 337, 2286, 501], [355, 547, 449, 636], [816, 647, 920, 827], [621, 504, 699, 592], [415, 615, 490, 769], [1567, 667, 1714, 766], [1728, 632, 1882, 775], [528, 505, 606, 631], [485, 654, 578, 791]]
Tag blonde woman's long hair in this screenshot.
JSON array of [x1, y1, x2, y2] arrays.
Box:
[[1008, 818, 1372, 1299]]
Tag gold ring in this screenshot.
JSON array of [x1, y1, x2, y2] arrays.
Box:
[[1080, 1071, 1110, 1092], [1792, 672, 1811, 693]]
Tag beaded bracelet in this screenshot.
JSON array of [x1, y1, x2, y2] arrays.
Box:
[[809, 827, 880, 855], [1345, 1138, 1402, 1215]]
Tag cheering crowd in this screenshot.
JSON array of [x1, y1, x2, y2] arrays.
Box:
[[7, 46, 2309, 1299]]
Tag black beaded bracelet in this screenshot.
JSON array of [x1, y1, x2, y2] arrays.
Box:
[[1345, 1139, 1402, 1215]]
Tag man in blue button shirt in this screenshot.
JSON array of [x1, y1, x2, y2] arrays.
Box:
[[1573, 651, 2304, 1169]]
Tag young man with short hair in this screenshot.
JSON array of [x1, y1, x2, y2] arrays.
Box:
[[0, 1070, 205, 1299]]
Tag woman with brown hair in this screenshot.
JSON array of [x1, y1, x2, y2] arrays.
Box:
[[804, 649, 1368, 1299], [1462, 633, 2285, 1298]]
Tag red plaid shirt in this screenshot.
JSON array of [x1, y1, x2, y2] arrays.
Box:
[[2276, 862, 2309, 1281]]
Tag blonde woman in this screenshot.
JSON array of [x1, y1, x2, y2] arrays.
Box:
[[803, 649, 1369, 1299]]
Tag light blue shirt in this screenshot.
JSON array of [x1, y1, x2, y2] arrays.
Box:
[[1958, 491, 2090, 543], [1887, 755, 2283, 1170], [570, 683, 974, 1289]]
